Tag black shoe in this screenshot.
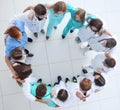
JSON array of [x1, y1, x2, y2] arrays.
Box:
[[46, 36, 49, 40], [33, 32, 38, 38], [41, 29, 45, 34], [82, 69, 88, 74], [62, 35, 65, 39], [28, 37, 33, 42], [48, 84, 51, 87], [54, 26, 57, 29], [58, 76, 62, 84], [65, 78, 70, 83], [54, 82, 58, 86], [27, 53, 34, 57], [24, 49, 29, 54], [37, 78, 42, 83], [70, 30, 74, 33], [72, 76, 77, 83]]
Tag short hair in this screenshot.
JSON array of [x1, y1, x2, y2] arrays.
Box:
[[75, 8, 86, 22], [53, 1, 66, 13], [104, 58, 116, 68], [93, 72, 106, 86], [13, 62, 32, 80], [57, 89, 68, 102], [34, 4, 46, 16], [80, 78, 92, 91], [106, 38, 117, 49], [11, 47, 22, 60], [36, 84, 47, 99], [88, 18, 103, 32], [4, 26, 21, 39]]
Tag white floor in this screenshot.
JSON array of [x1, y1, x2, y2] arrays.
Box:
[[0, 0, 120, 110]]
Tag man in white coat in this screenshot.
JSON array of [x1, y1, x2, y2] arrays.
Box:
[[10, 4, 47, 38]]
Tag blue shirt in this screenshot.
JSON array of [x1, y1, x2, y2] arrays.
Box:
[[30, 82, 56, 107], [5, 21, 28, 57]]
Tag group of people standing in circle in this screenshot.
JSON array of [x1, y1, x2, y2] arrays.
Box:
[[4, 0, 117, 107]]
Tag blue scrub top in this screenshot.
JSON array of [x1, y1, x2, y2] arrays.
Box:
[[30, 82, 56, 107], [5, 21, 28, 57]]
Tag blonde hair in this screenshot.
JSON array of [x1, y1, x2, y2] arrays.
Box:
[[75, 8, 86, 21]]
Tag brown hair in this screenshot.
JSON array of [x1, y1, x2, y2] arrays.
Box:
[[53, 1, 66, 13], [34, 4, 46, 16], [88, 19, 103, 33], [104, 58, 116, 68], [11, 47, 22, 60], [106, 38, 117, 49], [80, 78, 92, 91], [36, 84, 47, 99], [75, 8, 86, 22], [57, 89, 68, 102], [13, 62, 32, 80], [93, 72, 106, 86], [4, 26, 21, 39]]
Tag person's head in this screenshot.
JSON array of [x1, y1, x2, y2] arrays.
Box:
[[4, 26, 22, 40], [36, 84, 47, 99], [13, 62, 32, 80], [11, 47, 23, 60], [53, 1, 66, 14], [75, 8, 86, 22], [57, 89, 68, 102], [105, 38, 117, 49], [93, 72, 105, 86], [34, 4, 47, 20], [88, 19, 103, 33], [104, 58, 116, 68], [80, 78, 92, 91]]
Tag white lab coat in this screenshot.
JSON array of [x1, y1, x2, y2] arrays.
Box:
[[90, 53, 112, 73], [51, 81, 72, 107], [10, 9, 47, 33], [88, 33, 112, 52], [77, 26, 96, 42]]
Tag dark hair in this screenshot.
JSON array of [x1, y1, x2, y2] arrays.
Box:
[[88, 18, 103, 33], [104, 58, 116, 68], [53, 1, 66, 13], [57, 89, 68, 102], [106, 38, 117, 49], [34, 4, 46, 16], [11, 47, 22, 60], [93, 72, 105, 86], [36, 84, 47, 99], [75, 8, 86, 22], [13, 62, 32, 80], [80, 78, 92, 91], [4, 26, 21, 39]]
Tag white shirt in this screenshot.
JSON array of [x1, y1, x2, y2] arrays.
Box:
[[90, 53, 112, 73], [51, 81, 71, 107], [10, 10, 47, 32], [88, 33, 112, 52], [78, 26, 96, 42]]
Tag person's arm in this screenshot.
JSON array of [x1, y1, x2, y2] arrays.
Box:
[[4, 34, 8, 45], [36, 98, 51, 103], [105, 53, 112, 58], [44, 4, 53, 9], [5, 56, 18, 78], [23, 6, 34, 12]]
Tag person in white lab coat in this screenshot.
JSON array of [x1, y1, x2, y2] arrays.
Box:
[[89, 53, 116, 73], [88, 34, 117, 53], [66, 76, 92, 102], [10, 4, 47, 38]]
